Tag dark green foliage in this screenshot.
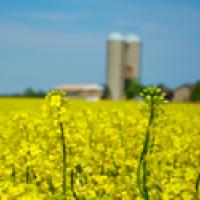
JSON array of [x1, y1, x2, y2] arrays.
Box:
[[157, 83, 173, 101], [0, 87, 47, 97], [124, 79, 143, 99], [23, 87, 46, 97], [190, 80, 200, 102], [101, 85, 111, 99]]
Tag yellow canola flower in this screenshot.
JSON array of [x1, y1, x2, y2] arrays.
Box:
[[0, 96, 199, 199], [49, 95, 62, 108]]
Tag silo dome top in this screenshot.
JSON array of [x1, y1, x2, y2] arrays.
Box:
[[108, 32, 123, 41], [125, 34, 141, 43]]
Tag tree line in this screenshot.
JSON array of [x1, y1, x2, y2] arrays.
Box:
[[0, 87, 47, 98], [102, 79, 200, 102]]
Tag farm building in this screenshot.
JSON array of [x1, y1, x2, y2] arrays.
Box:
[[54, 84, 103, 101], [173, 84, 194, 102]]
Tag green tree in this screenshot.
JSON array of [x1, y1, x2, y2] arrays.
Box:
[[124, 79, 143, 99], [23, 87, 36, 97], [190, 80, 200, 102], [102, 84, 111, 99], [23, 87, 46, 97]]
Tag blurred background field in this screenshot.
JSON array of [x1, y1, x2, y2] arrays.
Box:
[[0, 97, 200, 114]]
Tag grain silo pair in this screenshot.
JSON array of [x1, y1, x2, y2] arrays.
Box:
[[106, 32, 141, 99]]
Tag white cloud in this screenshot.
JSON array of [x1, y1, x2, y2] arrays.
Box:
[[3, 11, 87, 22], [115, 20, 169, 34], [0, 20, 102, 48]]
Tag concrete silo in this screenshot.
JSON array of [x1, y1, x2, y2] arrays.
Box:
[[124, 34, 141, 83], [106, 32, 124, 99]]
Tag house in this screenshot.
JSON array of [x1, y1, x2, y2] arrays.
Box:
[[54, 84, 103, 101], [173, 84, 194, 102]]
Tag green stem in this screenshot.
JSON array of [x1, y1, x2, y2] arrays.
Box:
[[48, 176, 54, 195], [25, 157, 29, 184], [137, 96, 154, 200], [71, 169, 77, 199], [195, 173, 200, 199], [142, 132, 150, 199], [60, 122, 67, 200], [137, 130, 150, 200], [12, 164, 16, 185]]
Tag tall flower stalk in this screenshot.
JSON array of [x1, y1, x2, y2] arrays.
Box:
[[46, 91, 68, 200], [196, 173, 200, 199], [60, 120, 67, 199], [137, 87, 166, 200]]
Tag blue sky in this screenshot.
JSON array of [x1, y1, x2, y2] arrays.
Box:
[[0, 0, 200, 93]]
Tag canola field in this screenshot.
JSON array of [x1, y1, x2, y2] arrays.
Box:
[[0, 91, 199, 200]]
